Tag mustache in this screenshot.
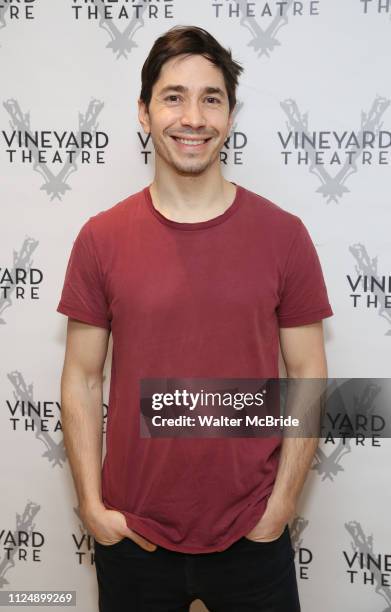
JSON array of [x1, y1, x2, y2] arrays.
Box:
[[168, 132, 215, 138]]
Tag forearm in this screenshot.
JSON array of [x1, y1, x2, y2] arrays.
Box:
[[270, 436, 319, 508], [60, 371, 104, 513], [271, 363, 326, 508]]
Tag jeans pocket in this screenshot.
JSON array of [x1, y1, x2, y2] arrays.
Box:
[[94, 536, 126, 549], [241, 524, 287, 547]]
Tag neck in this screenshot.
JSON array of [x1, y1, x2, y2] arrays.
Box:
[[149, 167, 237, 223]]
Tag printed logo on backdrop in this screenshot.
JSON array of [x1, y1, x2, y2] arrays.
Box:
[[138, 101, 247, 166], [344, 521, 391, 610], [360, 0, 391, 15], [312, 380, 384, 482], [0, 502, 42, 588], [212, 0, 320, 58], [0, 236, 40, 324], [1, 98, 107, 201], [278, 95, 391, 203], [71, 1, 175, 59], [5, 371, 108, 465], [348, 243, 391, 336], [291, 516, 313, 580], [72, 507, 96, 566], [0, 1, 36, 35]]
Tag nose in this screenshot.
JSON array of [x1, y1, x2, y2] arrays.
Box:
[[180, 99, 207, 130]]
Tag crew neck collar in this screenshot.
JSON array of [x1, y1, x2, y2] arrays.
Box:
[[143, 181, 242, 230]]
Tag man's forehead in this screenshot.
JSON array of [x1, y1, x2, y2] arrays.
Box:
[[159, 54, 224, 79], [155, 57, 226, 95]]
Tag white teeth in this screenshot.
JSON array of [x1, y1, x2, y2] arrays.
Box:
[[176, 138, 206, 146]]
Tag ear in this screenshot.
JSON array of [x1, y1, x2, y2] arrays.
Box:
[[138, 99, 151, 134]]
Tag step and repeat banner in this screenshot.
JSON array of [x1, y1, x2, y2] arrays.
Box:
[[1, 1, 390, 611]]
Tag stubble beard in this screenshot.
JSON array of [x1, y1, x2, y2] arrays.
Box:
[[152, 132, 221, 177]]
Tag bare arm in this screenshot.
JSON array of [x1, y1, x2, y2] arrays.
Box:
[[271, 321, 327, 504], [245, 321, 327, 542], [60, 317, 110, 513], [60, 317, 156, 551]]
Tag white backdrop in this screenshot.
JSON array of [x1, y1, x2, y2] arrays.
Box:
[[1, 1, 391, 611]]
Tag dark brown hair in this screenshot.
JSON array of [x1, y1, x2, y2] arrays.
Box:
[[140, 25, 244, 114]]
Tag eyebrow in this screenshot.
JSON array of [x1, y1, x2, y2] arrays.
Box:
[[157, 85, 226, 98]]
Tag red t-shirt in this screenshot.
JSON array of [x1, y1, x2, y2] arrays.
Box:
[[57, 182, 333, 553]]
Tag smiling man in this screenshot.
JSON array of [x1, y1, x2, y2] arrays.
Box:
[[57, 25, 333, 612], [140, 52, 237, 220]]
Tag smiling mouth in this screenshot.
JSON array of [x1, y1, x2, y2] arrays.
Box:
[[170, 136, 212, 147]]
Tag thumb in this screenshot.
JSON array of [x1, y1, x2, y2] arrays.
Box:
[[125, 528, 157, 552]]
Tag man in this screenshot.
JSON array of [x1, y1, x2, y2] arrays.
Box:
[[57, 25, 333, 612]]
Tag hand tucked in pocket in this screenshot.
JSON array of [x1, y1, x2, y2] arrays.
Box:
[[80, 503, 157, 551], [244, 493, 296, 543]]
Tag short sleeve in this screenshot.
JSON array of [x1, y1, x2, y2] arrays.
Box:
[[56, 220, 111, 330], [276, 220, 333, 328]]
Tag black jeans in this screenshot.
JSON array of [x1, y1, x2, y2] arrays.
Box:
[[93, 524, 301, 612]]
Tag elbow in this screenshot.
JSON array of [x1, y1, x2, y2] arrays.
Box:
[[286, 358, 328, 379], [60, 365, 104, 396]]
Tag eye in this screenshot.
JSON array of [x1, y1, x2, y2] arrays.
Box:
[[205, 97, 221, 104], [164, 95, 181, 103]]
